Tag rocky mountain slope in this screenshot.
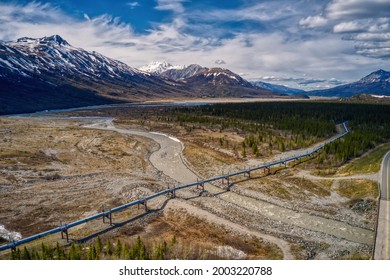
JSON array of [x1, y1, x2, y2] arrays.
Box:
[[0, 35, 189, 114], [182, 67, 276, 98], [160, 64, 207, 80], [142, 62, 281, 98], [309, 70, 390, 97]]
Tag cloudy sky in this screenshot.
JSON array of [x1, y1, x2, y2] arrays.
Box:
[[1, 0, 390, 89]]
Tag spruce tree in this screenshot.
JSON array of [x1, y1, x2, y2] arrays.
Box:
[[106, 240, 112, 256], [115, 240, 122, 258], [21, 246, 31, 260], [96, 236, 102, 255]]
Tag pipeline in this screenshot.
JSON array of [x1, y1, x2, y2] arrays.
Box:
[[0, 122, 349, 252]]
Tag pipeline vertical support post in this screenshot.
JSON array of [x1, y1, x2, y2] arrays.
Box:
[[60, 222, 64, 239], [61, 226, 69, 242], [172, 186, 176, 198], [244, 167, 251, 178], [226, 176, 230, 190], [167, 184, 173, 198], [139, 200, 147, 212], [11, 243, 16, 252], [103, 208, 112, 225], [102, 207, 105, 224]]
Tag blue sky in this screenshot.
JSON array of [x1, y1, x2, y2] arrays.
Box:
[[1, 0, 390, 89]]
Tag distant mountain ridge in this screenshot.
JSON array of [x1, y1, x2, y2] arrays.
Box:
[[181, 67, 274, 98], [141, 62, 291, 97], [142, 61, 307, 95], [308, 69, 390, 97], [250, 81, 306, 95]]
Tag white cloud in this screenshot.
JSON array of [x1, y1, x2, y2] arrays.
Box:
[[299, 15, 328, 28], [155, 0, 186, 13], [353, 32, 390, 42], [367, 18, 390, 32], [300, 0, 390, 60], [127, 2, 140, 9], [187, 1, 309, 27], [326, 0, 390, 20], [0, 2, 135, 51], [333, 21, 364, 33]]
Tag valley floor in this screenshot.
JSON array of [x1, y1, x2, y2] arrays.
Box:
[[0, 107, 380, 259]]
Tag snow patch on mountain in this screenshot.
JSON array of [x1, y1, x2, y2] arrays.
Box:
[[0, 35, 145, 79], [359, 69, 390, 84], [139, 61, 184, 74]]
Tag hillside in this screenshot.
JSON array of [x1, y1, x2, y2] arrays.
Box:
[[309, 70, 390, 97]]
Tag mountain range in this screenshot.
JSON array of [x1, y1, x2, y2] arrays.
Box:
[[139, 62, 390, 98], [143, 62, 277, 98], [0, 35, 389, 115], [250, 81, 306, 95], [0, 35, 284, 115], [0, 35, 192, 114]]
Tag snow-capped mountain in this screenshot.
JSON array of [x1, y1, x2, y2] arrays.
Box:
[[0, 35, 189, 114], [1, 35, 143, 80], [141, 62, 285, 98], [152, 63, 249, 85], [186, 68, 252, 86], [308, 69, 390, 97], [160, 64, 207, 80], [251, 81, 306, 95], [181, 67, 279, 98], [139, 61, 184, 75], [359, 69, 390, 84]]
